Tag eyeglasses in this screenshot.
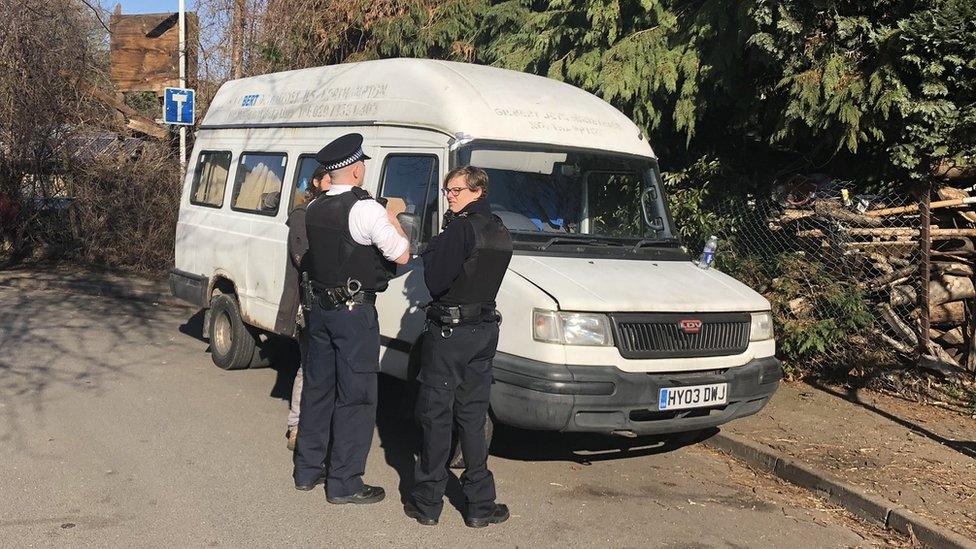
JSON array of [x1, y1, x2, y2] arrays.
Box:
[[442, 186, 468, 197]]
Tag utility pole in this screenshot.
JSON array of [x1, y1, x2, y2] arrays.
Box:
[[178, 0, 187, 174]]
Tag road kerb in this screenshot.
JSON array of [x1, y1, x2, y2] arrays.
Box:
[[0, 268, 181, 307], [888, 507, 976, 549], [705, 430, 976, 548], [701, 430, 779, 473]]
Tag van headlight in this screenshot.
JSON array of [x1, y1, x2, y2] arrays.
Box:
[[750, 312, 774, 341], [533, 309, 613, 346]]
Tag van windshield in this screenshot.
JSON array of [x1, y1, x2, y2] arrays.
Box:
[[458, 144, 674, 247]]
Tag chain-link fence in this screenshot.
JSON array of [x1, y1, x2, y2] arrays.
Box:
[[674, 176, 976, 383]]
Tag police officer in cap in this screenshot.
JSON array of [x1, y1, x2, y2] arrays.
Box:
[[293, 133, 410, 504], [405, 166, 513, 527]]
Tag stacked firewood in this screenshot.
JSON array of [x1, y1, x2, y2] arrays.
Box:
[[769, 181, 976, 375]]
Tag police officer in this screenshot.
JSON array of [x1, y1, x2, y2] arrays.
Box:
[[293, 133, 410, 504], [405, 166, 513, 528]]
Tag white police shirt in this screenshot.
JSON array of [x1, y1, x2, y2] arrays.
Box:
[[326, 184, 408, 261]]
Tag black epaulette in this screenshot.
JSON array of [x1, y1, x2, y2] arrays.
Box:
[[350, 186, 372, 200], [443, 209, 469, 228], [350, 186, 388, 207]]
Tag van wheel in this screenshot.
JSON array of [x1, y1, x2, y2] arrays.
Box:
[[208, 293, 258, 370], [448, 413, 494, 469]]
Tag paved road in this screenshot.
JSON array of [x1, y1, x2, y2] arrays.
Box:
[[0, 281, 894, 548]]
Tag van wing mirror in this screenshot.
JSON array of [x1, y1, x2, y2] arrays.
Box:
[[640, 187, 665, 233], [396, 212, 422, 255]]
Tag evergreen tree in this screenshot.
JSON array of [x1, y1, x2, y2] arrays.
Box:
[[251, 0, 975, 189]]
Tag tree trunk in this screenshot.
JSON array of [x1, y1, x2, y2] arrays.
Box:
[[814, 200, 883, 226], [937, 326, 965, 345], [891, 276, 975, 307], [930, 275, 976, 306], [930, 301, 966, 324], [231, 0, 245, 79], [933, 261, 975, 277]]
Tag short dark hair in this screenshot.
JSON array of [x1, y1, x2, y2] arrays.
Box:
[[444, 165, 489, 197]]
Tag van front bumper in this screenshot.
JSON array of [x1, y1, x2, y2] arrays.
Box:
[[490, 352, 781, 435]]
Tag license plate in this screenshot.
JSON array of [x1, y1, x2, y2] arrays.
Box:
[[659, 383, 728, 411]]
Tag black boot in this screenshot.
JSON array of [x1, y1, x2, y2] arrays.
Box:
[[294, 473, 325, 491], [404, 501, 438, 526], [464, 503, 509, 528], [326, 485, 385, 505]]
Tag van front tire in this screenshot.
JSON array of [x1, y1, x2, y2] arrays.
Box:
[[208, 293, 258, 370]]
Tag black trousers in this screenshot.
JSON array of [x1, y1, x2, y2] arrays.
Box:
[[412, 320, 499, 519], [293, 301, 379, 498]]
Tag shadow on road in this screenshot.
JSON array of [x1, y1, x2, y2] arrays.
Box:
[[0, 272, 183, 450], [492, 426, 717, 465], [268, 340, 300, 401], [374, 374, 709, 515], [374, 376, 474, 515], [375, 376, 420, 501], [178, 309, 207, 343], [809, 379, 976, 459], [176, 305, 299, 403]]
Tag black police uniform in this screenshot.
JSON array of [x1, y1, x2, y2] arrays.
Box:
[[292, 134, 394, 502], [410, 197, 513, 524]]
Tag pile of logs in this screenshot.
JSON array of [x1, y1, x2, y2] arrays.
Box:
[[769, 183, 976, 375]]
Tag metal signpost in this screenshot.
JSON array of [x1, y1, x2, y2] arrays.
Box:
[[160, 0, 192, 174]]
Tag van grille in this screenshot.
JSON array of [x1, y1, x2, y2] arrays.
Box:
[[610, 313, 750, 359]]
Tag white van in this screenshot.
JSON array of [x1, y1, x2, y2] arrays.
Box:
[[171, 58, 780, 439]]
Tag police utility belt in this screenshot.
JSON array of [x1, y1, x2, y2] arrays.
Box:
[[426, 302, 500, 327], [301, 273, 375, 311]]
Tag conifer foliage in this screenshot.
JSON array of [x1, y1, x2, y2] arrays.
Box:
[[252, 0, 974, 188]]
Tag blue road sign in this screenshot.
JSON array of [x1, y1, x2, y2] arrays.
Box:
[[163, 87, 195, 125]]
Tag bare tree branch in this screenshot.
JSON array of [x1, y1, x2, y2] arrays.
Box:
[[78, 0, 112, 34]]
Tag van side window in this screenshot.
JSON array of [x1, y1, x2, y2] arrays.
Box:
[[231, 153, 288, 215], [380, 155, 439, 242], [190, 151, 232, 208], [291, 156, 322, 211]]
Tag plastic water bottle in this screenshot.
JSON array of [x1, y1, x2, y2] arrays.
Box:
[[698, 236, 718, 269]]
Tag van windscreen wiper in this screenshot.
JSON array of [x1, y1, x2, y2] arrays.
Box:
[[631, 237, 680, 252], [540, 237, 612, 251]]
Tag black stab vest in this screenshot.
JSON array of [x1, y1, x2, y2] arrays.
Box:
[[305, 187, 396, 293], [437, 212, 513, 306]]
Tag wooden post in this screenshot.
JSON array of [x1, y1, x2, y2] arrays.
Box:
[[965, 301, 976, 379], [919, 181, 933, 361]]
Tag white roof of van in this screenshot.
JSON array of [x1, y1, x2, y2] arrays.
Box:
[[201, 58, 654, 158]]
